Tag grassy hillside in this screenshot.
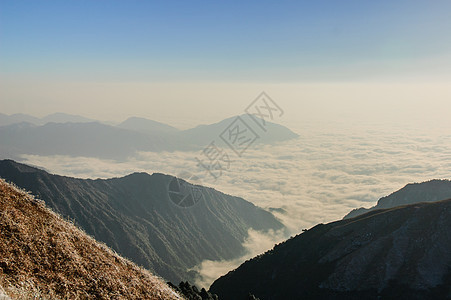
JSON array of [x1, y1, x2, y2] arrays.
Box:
[[0, 179, 182, 299]]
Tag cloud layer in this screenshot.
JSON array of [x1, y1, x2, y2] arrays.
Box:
[[190, 229, 287, 288], [16, 123, 451, 286], [19, 124, 450, 229]]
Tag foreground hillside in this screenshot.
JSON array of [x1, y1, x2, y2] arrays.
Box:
[[0, 160, 285, 284], [344, 179, 451, 219], [210, 199, 451, 299], [0, 179, 181, 299]]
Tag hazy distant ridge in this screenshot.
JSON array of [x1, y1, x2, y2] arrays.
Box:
[[0, 179, 181, 299], [0, 113, 298, 159], [0, 112, 95, 126]]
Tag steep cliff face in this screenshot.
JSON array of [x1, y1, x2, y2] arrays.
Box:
[[0, 160, 285, 284], [210, 199, 451, 300]]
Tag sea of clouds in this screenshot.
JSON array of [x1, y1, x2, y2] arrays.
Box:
[[18, 122, 451, 287]]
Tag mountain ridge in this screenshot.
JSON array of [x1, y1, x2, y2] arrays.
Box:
[[210, 198, 451, 299], [344, 179, 451, 219], [0, 159, 286, 284], [0, 114, 298, 160], [0, 113, 95, 126], [118, 116, 180, 134]]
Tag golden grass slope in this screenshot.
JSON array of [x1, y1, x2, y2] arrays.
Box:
[[0, 179, 182, 299]]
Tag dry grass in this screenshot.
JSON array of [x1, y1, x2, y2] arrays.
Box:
[[0, 179, 183, 299]]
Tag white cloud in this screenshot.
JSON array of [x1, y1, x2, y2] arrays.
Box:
[[19, 125, 451, 231], [17, 123, 451, 284], [190, 229, 287, 289]]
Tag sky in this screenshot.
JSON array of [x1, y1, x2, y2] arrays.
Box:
[[1, 1, 451, 126]]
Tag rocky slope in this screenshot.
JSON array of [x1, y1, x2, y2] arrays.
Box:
[[344, 179, 451, 219], [0, 179, 181, 299], [210, 199, 451, 299], [0, 160, 285, 284]]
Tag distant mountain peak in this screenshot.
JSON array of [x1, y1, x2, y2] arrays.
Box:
[[180, 114, 298, 150], [0, 114, 299, 159], [42, 112, 95, 124], [344, 179, 451, 219], [118, 116, 179, 134]]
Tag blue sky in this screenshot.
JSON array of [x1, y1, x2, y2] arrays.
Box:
[[1, 1, 451, 124], [1, 0, 450, 81]]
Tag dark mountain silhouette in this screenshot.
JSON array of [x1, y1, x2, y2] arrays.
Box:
[[0, 160, 285, 284], [0, 114, 298, 159], [210, 198, 451, 300], [118, 116, 180, 135], [0, 179, 182, 299], [344, 179, 451, 219]]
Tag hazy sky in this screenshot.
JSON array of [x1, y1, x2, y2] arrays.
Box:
[[1, 1, 451, 127]]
